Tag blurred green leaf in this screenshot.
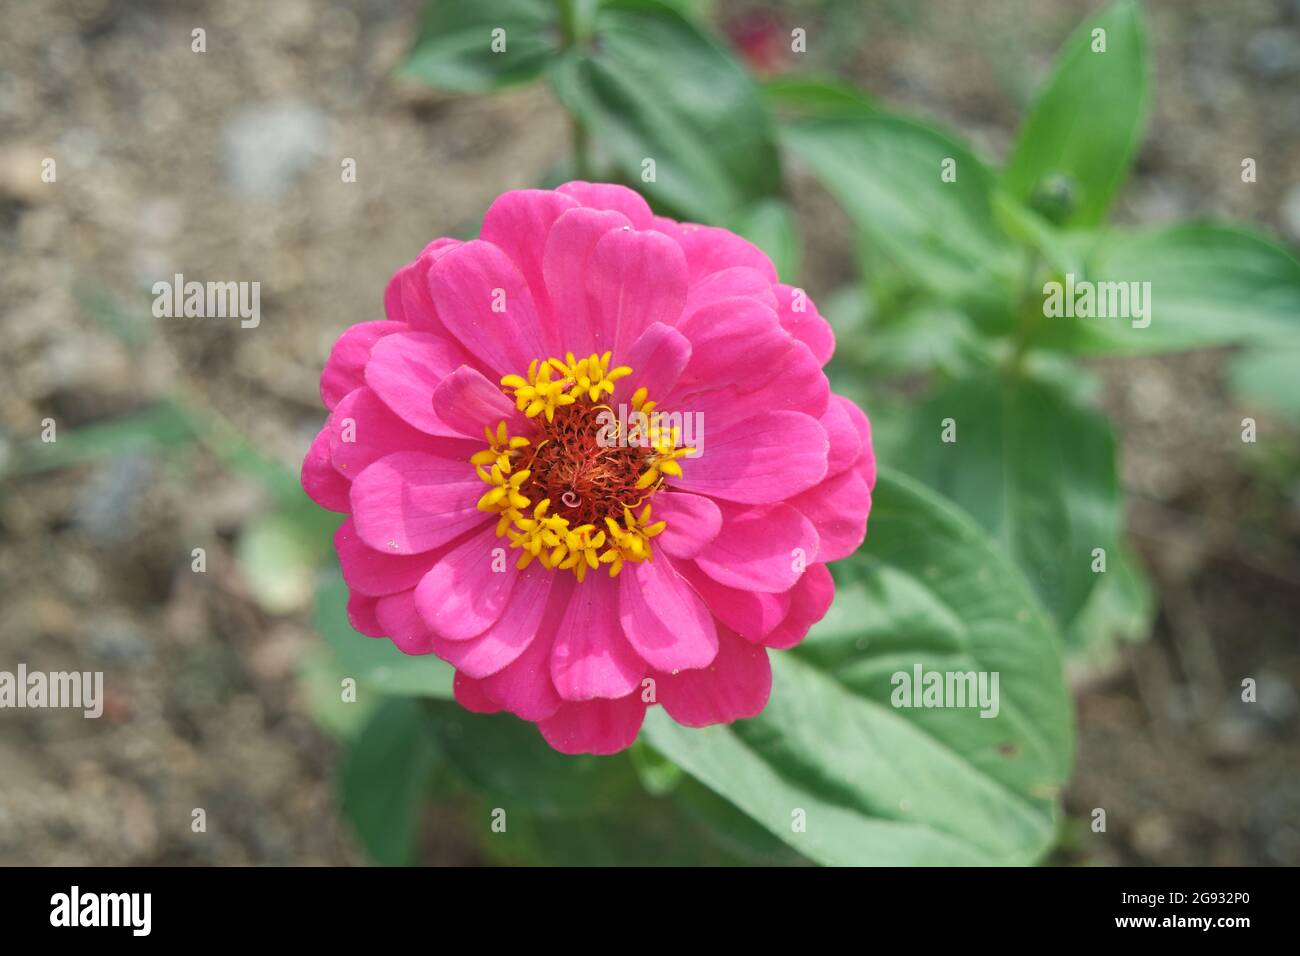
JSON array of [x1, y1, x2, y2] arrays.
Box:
[[783, 112, 1016, 312], [1227, 346, 1300, 421], [399, 0, 562, 92], [1066, 542, 1154, 667], [729, 197, 800, 282], [1033, 223, 1300, 354], [237, 511, 332, 614], [899, 373, 1120, 627], [314, 567, 456, 699], [547, 0, 782, 222], [761, 74, 876, 119], [644, 470, 1072, 866], [297, 648, 382, 740], [1002, 0, 1147, 227], [339, 698, 440, 865], [4, 401, 195, 477]]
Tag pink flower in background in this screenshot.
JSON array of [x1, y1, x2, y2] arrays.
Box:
[[301, 182, 875, 755]]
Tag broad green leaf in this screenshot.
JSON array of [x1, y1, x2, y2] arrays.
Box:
[[761, 74, 876, 119], [782, 112, 1017, 312], [899, 373, 1121, 627], [1228, 346, 1300, 421], [1032, 224, 1300, 354], [1003, 0, 1147, 227], [314, 567, 455, 699], [423, 699, 640, 816], [399, 0, 562, 92], [644, 470, 1073, 866], [547, 0, 782, 222], [339, 698, 440, 865], [729, 197, 800, 283]]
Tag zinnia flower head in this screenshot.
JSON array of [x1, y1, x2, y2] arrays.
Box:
[[302, 182, 876, 754]]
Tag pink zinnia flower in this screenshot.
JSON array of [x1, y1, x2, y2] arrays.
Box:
[[302, 182, 875, 755]]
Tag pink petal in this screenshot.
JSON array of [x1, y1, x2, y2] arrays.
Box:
[[364, 331, 468, 436], [557, 180, 654, 228], [414, 524, 520, 640], [656, 628, 771, 728], [538, 692, 649, 755], [375, 589, 437, 655], [676, 561, 792, 640], [682, 266, 776, 319], [426, 565, 556, 679], [480, 189, 580, 350], [320, 321, 406, 410], [550, 571, 646, 701], [328, 387, 476, 478], [841, 397, 877, 491], [787, 468, 872, 563], [668, 410, 827, 504], [821, 395, 864, 478], [431, 365, 521, 439], [346, 590, 385, 637], [335, 518, 440, 597], [674, 340, 829, 433], [694, 502, 819, 593], [622, 322, 691, 402], [586, 227, 688, 358], [479, 574, 574, 720], [429, 240, 549, 377], [761, 564, 835, 650], [651, 491, 722, 559], [453, 671, 503, 714], [618, 556, 718, 672], [301, 424, 351, 512], [384, 238, 462, 334], [350, 451, 488, 555], [674, 297, 792, 394], [543, 207, 632, 357], [653, 218, 777, 285], [775, 283, 835, 366]]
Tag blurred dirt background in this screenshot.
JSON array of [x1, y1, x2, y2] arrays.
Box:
[[0, 0, 1296, 865]]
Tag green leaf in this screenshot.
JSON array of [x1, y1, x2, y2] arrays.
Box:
[[399, 0, 562, 92], [423, 698, 641, 816], [1033, 223, 1300, 354], [236, 511, 331, 614], [761, 74, 876, 119], [314, 567, 455, 699], [644, 470, 1072, 866], [1002, 0, 1147, 227], [1228, 345, 1300, 421], [1066, 542, 1154, 667], [3, 402, 196, 476], [782, 112, 1017, 311], [547, 0, 782, 222], [728, 198, 800, 283], [898, 373, 1121, 627], [339, 698, 440, 865]]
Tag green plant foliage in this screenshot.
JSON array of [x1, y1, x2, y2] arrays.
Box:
[[314, 568, 456, 699], [897, 373, 1121, 628], [547, 0, 783, 221], [400, 0, 563, 92], [339, 699, 442, 865], [645, 471, 1072, 866], [1002, 0, 1147, 227]]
